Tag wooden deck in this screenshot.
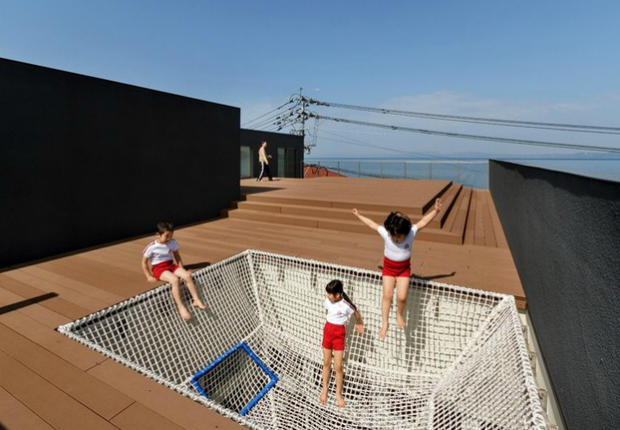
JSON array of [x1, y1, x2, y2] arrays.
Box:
[[0, 177, 523, 430]]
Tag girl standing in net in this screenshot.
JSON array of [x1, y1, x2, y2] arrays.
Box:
[[352, 198, 442, 339], [319, 279, 364, 408]]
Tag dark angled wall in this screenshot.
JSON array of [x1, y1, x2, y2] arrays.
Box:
[[0, 58, 240, 269], [489, 160, 620, 430], [240, 129, 304, 178]]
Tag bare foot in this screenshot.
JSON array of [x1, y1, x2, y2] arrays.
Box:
[[337, 396, 346, 408], [319, 392, 327, 404], [192, 300, 207, 310], [179, 307, 192, 321], [397, 314, 406, 329], [379, 324, 389, 340]]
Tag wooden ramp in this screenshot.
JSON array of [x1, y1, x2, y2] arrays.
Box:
[[0, 177, 522, 430]]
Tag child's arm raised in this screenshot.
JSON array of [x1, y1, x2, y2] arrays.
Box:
[[141, 256, 157, 283], [352, 208, 380, 231], [415, 198, 443, 231], [353, 310, 364, 334]]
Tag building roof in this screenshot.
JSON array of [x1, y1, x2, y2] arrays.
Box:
[[0, 177, 523, 430]]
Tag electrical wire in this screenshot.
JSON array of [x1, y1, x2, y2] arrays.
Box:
[[241, 100, 293, 127], [249, 110, 290, 130], [308, 98, 620, 135], [310, 113, 620, 154]]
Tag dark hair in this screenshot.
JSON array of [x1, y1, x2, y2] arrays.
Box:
[[156, 221, 174, 234], [384, 212, 411, 236], [326, 279, 357, 311]]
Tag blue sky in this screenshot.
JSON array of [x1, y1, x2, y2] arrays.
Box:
[[1, 0, 619, 157]]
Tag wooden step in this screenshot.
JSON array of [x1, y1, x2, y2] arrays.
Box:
[[427, 183, 463, 229], [464, 189, 477, 245], [241, 181, 455, 216], [233, 201, 425, 224], [224, 209, 464, 244], [232, 183, 462, 230], [447, 187, 473, 245]]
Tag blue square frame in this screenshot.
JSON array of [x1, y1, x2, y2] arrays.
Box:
[[190, 341, 278, 416]]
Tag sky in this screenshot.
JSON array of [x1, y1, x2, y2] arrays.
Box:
[[1, 0, 619, 158]]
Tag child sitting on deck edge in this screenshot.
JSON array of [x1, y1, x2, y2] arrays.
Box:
[[141, 221, 207, 321]]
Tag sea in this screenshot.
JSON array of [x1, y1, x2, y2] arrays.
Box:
[[305, 157, 620, 189]]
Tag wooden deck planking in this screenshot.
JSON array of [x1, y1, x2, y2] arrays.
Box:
[[0, 301, 106, 371], [110, 402, 186, 430], [0, 274, 89, 321], [473, 190, 486, 246], [486, 190, 510, 249], [5, 268, 121, 310], [0, 385, 57, 430], [479, 191, 498, 248], [0, 350, 121, 430], [0, 177, 525, 430], [88, 359, 239, 430], [0, 324, 134, 420], [0, 287, 69, 328]]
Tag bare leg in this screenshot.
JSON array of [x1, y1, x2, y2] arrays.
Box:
[[174, 267, 207, 310], [319, 348, 332, 404], [395, 276, 411, 329], [380, 276, 396, 340], [160, 271, 191, 321], [333, 350, 346, 408]]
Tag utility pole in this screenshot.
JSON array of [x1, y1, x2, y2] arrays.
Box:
[[277, 87, 315, 154], [299, 87, 305, 142], [297, 87, 316, 154]]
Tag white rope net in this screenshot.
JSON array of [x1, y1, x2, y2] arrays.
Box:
[[58, 250, 546, 430]]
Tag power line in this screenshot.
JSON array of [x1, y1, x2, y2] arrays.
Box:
[[310, 113, 620, 154], [308, 98, 620, 135], [241, 100, 293, 127], [249, 109, 290, 130]]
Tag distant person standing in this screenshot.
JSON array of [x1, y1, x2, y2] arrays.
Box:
[[257, 140, 273, 182]]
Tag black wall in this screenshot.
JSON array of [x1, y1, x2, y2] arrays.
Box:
[[0, 58, 240, 269], [240, 129, 304, 178], [489, 160, 620, 430]]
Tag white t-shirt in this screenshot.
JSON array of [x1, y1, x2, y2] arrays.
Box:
[[143, 239, 179, 265], [377, 225, 418, 262], [324, 298, 355, 325]]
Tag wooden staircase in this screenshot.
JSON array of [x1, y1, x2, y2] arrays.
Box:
[[223, 179, 507, 248]]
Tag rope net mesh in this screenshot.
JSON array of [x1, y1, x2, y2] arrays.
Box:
[[58, 250, 545, 430]]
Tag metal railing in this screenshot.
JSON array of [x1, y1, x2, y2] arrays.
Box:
[[305, 159, 490, 188], [303, 158, 620, 189]]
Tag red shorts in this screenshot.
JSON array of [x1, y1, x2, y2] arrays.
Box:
[[322, 322, 346, 351], [152, 260, 179, 280], [382, 256, 411, 278]]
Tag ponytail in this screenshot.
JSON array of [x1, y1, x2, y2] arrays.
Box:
[[326, 279, 357, 311], [341, 291, 357, 311]]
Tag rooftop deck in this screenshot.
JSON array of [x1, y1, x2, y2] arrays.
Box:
[[0, 177, 523, 430]]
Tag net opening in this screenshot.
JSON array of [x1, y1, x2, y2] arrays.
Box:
[[191, 341, 278, 416]]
